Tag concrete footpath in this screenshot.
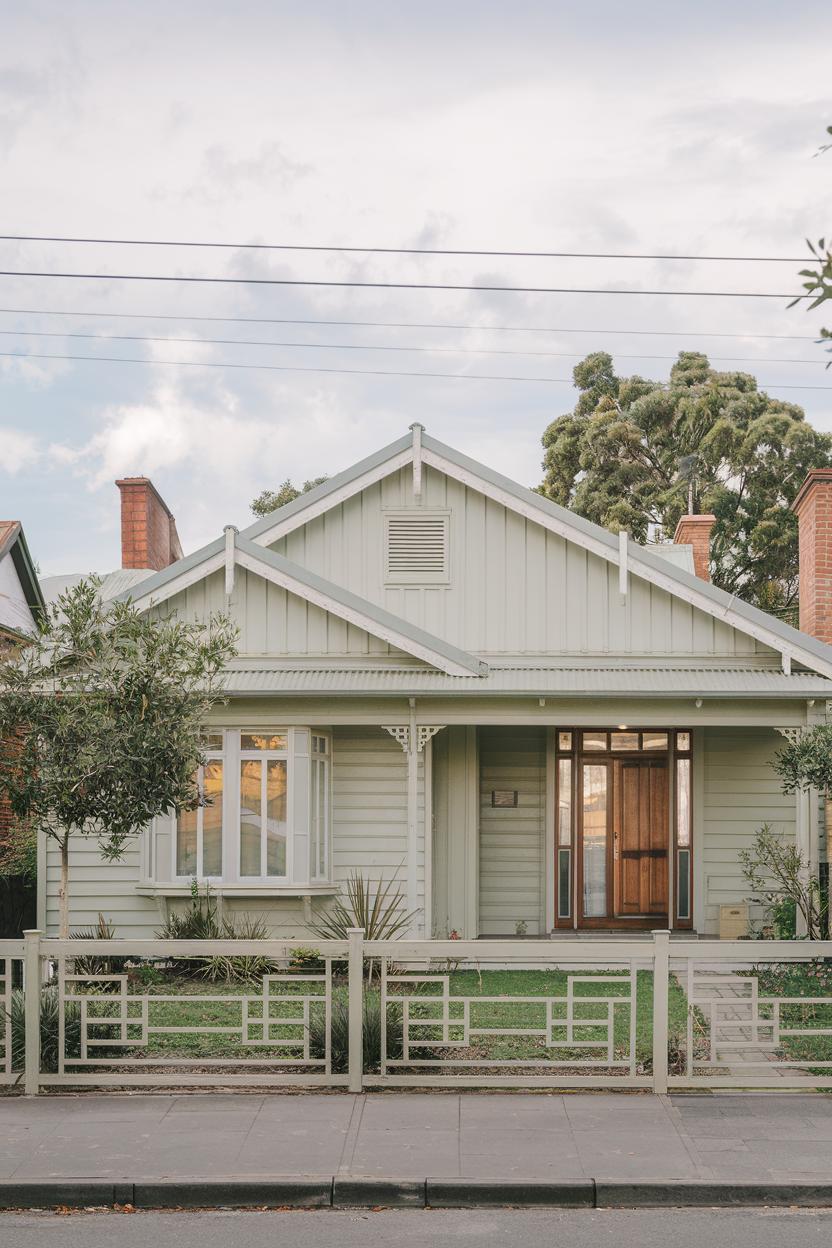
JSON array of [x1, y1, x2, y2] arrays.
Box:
[[1, 1091, 832, 1209]]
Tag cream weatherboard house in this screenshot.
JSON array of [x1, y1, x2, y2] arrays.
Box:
[[38, 429, 832, 940]]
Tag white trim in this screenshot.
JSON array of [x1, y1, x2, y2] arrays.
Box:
[[124, 550, 226, 614], [411, 422, 423, 499], [424, 736, 433, 938], [251, 448, 413, 547], [234, 545, 476, 676], [619, 530, 628, 598], [224, 526, 237, 596], [544, 727, 556, 932]]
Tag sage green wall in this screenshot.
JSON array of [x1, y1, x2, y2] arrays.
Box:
[[478, 727, 546, 936], [265, 465, 777, 661], [699, 727, 796, 935]]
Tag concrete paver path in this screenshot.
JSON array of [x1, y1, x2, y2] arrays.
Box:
[[1, 1092, 832, 1183]]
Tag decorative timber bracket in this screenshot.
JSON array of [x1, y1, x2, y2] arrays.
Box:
[[383, 724, 446, 754], [775, 727, 807, 744]]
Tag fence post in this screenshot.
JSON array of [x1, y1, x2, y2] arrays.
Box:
[[23, 929, 42, 1096], [651, 929, 670, 1095], [347, 927, 364, 1093]]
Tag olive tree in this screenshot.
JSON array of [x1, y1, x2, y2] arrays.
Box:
[[0, 579, 236, 937]]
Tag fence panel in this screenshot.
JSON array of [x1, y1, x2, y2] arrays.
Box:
[[364, 938, 653, 1089], [4, 933, 832, 1094], [0, 940, 24, 1085], [668, 939, 832, 1089]]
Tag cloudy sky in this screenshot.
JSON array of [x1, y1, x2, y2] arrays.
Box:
[[0, 0, 829, 574]]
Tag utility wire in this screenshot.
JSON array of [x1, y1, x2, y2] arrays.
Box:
[[0, 305, 818, 342], [0, 232, 807, 263], [0, 326, 824, 367], [3, 348, 830, 390], [0, 269, 802, 298]]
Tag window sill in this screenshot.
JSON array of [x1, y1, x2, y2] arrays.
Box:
[[137, 883, 339, 898]]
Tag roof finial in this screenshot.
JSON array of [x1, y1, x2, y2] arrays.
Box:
[[410, 423, 423, 499]]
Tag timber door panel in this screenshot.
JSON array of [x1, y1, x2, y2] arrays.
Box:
[[613, 759, 668, 917]]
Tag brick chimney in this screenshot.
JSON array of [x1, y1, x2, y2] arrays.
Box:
[[792, 468, 832, 643], [673, 513, 716, 581], [115, 478, 184, 571]]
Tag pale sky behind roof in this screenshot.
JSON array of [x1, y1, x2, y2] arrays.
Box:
[[0, 0, 829, 574]]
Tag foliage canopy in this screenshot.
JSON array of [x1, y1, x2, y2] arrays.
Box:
[[540, 350, 832, 612], [250, 477, 328, 517], [0, 579, 237, 935]]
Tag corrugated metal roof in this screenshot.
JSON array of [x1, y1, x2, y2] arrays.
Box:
[[222, 664, 832, 698]]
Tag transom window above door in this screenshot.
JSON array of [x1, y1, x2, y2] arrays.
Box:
[[567, 730, 677, 753]]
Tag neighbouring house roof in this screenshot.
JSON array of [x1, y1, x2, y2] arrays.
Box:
[[220, 661, 832, 698], [40, 568, 156, 605], [106, 425, 832, 682], [0, 520, 46, 636]]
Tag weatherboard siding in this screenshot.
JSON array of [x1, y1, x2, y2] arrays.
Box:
[[43, 726, 422, 939], [478, 727, 546, 936], [151, 567, 405, 658], [267, 465, 776, 660], [699, 727, 796, 935]]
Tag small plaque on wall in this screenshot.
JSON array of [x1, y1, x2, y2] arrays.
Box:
[[491, 790, 518, 808]]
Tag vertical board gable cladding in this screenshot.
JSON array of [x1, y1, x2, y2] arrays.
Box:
[[259, 464, 779, 660]]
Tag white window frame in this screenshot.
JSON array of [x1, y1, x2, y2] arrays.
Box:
[[310, 734, 331, 882], [173, 734, 225, 882], [170, 728, 333, 888], [239, 731, 291, 881]]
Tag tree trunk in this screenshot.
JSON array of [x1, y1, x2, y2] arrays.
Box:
[[58, 838, 70, 939]]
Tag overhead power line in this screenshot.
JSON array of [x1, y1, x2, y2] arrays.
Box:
[[0, 305, 818, 342], [0, 269, 802, 298], [0, 232, 807, 262], [3, 348, 830, 390], [0, 326, 824, 367]]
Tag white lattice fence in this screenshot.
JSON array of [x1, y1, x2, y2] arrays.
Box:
[[2, 932, 832, 1093]]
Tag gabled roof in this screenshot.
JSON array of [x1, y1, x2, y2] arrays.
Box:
[[0, 520, 46, 632], [116, 531, 487, 679], [112, 425, 832, 683], [240, 427, 832, 681]]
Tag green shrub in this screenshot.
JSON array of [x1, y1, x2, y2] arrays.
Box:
[[310, 870, 417, 941], [70, 914, 128, 984], [9, 985, 80, 1073], [289, 946, 325, 972], [308, 986, 403, 1073], [157, 884, 276, 984]]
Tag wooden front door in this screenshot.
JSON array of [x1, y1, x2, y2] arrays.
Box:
[[613, 758, 668, 918], [576, 755, 669, 927]]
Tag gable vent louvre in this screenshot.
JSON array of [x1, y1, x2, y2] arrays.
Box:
[[385, 513, 450, 584]]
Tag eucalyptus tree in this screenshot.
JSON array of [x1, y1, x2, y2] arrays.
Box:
[[540, 351, 832, 613]]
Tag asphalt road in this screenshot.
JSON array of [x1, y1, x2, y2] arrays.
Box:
[[3, 1208, 832, 1247]]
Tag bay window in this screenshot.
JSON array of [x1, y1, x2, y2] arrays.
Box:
[[167, 728, 331, 888]]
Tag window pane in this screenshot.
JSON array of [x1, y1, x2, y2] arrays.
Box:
[[642, 732, 668, 750], [558, 848, 571, 918], [582, 764, 608, 918], [677, 848, 691, 920], [610, 732, 639, 751], [241, 733, 287, 751], [266, 759, 287, 877], [177, 807, 197, 876], [676, 731, 691, 752], [557, 731, 573, 751], [582, 732, 606, 751], [202, 760, 223, 876], [676, 757, 691, 848], [318, 760, 327, 877], [558, 758, 572, 846], [240, 759, 262, 875], [201, 731, 223, 750]]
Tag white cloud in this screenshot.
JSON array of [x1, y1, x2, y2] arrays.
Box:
[[0, 428, 40, 473]]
